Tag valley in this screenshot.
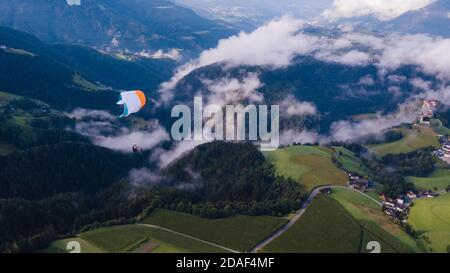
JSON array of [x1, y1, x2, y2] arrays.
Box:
[[1, 0, 450, 256]]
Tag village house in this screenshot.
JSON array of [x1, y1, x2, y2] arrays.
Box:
[[381, 188, 439, 222], [444, 142, 450, 158], [348, 173, 370, 191], [319, 187, 332, 195], [406, 191, 417, 199]]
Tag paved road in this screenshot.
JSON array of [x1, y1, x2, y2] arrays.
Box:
[[138, 186, 381, 254], [138, 223, 240, 253], [250, 186, 382, 253]]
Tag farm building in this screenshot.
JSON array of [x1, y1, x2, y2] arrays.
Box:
[[319, 187, 332, 195], [348, 173, 370, 191]]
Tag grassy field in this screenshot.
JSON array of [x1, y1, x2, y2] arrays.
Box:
[[264, 146, 348, 191], [263, 195, 416, 253], [0, 91, 59, 129], [409, 193, 450, 253], [332, 146, 370, 176], [0, 91, 68, 155], [143, 209, 288, 252], [40, 225, 228, 253], [72, 74, 109, 92], [431, 119, 450, 135], [367, 126, 440, 156], [262, 196, 362, 253], [407, 168, 450, 191], [331, 188, 421, 252]]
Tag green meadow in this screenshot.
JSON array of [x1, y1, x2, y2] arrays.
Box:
[[409, 193, 450, 253], [40, 225, 228, 253], [367, 127, 440, 156], [264, 146, 348, 191], [407, 168, 450, 191], [0, 91, 64, 155], [331, 188, 421, 252], [143, 209, 288, 252], [331, 146, 371, 176], [262, 195, 414, 253]]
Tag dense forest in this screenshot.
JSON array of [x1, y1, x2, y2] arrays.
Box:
[[0, 142, 143, 200], [0, 140, 306, 253], [363, 130, 404, 145], [164, 141, 307, 215], [364, 147, 436, 197], [436, 110, 450, 128]]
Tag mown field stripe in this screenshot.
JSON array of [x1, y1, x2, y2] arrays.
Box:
[[138, 224, 239, 253], [251, 186, 381, 253]]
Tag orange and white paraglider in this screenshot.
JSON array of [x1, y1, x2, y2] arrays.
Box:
[[117, 90, 146, 118]]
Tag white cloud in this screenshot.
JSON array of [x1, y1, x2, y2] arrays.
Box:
[[316, 49, 371, 66], [137, 49, 182, 62], [409, 82, 450, 108], [111, 37, 120, 47], [158, 15, 450, 105], [127, 168, 164, 188], [323, 0, 435, 21], [279, 95, 317, 117], [377, 34, 450, 81], [68, 108, 116, 121], [409, 77, 433, 91], [358, 75, 375, 86], [158, 16, 322, 102], [154, 140, 208, 168], [66, 0, 81, 6], [329, 101, 419, 142], [338, 33, 450, 81], [94, 129, 169, 152], [70, 109, 170, 153], [280, 129, 321, 145], [201, 72, 264, 105]]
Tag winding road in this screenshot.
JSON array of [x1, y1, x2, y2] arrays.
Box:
[[137, 186, 381, 253], [249, 186, 382, 253]]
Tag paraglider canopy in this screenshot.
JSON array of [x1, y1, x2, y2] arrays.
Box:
[[117, 90, 146, 118]]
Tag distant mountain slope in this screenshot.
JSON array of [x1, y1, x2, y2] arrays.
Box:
[[382, 0, 450, 36], [172, 56, 430, 132], [0, 26, 175, 109], [172, 0, 332, 30], [0, 26, 114, 109], [0, 0, 237, 53], [51, 44, 174, 91], [0, 142, 140, 200]]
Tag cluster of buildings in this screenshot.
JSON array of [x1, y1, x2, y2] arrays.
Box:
[[419, 99, 439, 125], [434, 136, 450, 165], [347, 173, 370, 192], [444, 139, 450, 158], [380, 190, 439, 223]]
